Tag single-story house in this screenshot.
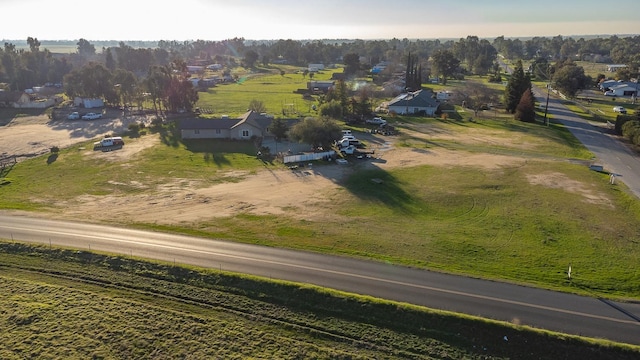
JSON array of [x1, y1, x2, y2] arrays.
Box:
[[0, 91, 27, 108], [179, 111, 298, 140], [605, 83, 638, 97], [387, 89, 440, 116], [0, 90, 59, 108], [607, 83, 638, 96]]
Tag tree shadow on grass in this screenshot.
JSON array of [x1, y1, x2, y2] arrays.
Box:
[[153, 123, 181, 148], [46, 154, 58, 165], [202, 152, 232, 168], [342, 168, 418, 213]]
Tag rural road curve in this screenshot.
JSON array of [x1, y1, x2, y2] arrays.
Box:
[[533, 88, 640, 199], [1, 213, 639, 345], [502, 57, 640, 198]]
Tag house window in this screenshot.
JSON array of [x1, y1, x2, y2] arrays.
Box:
[[194, 129, 200, 134], [216, 129, 221, 134], [242, 130, 249, 137]]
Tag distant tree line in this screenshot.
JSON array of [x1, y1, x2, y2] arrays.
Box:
[[0, 34, 638, 117]]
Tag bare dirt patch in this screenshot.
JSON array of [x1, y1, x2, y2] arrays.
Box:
[[526, 172, 613, 207], [0, 110, 152, 161]]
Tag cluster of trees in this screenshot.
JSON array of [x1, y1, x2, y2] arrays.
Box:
[[63, 60, 198, 114], [0, 38, 72, 91], [318, 79, 376, 122], [493, 35, 640, 66]]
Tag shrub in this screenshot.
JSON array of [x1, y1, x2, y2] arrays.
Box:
[[128, 122, 141, 133]]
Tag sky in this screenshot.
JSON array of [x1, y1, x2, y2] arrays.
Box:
[[1, 0, 638, 41]]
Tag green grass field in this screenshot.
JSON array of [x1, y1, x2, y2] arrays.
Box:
[[196, 66, 340, 118], [1, 243, 637, 359]]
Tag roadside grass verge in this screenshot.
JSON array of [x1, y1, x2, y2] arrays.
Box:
[[0, 242, 637, 359]]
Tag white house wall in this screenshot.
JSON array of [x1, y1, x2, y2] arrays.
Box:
[[181, 129, 229, 139]]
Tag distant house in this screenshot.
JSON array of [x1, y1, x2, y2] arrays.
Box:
[[307, 80, 334, 94], [606, 64, 627, 72], [387, 89, 440, 116], [0, 91, 26, 108], [179, 111, 298, 140], [187, 65, 204, 74], [371, 61, 390, 74], [0, 90, 58, 109], [331, 72, 346, 81], [308, 63, 325, 72], [606, 83, 638, 97], [73, 97, 104, 108], [206, 64, 223, 70]]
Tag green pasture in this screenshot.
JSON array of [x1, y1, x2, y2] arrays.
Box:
[[196, 66, 341, 118], [1, 244, 637, 359]]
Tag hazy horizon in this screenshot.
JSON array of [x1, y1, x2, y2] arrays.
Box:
[[2, 0, 638, 42]]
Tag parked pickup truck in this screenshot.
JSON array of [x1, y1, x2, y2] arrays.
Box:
[[366, 117, 387, 125], [93, 137, 124, 151], [82, 112, 103, 120], [340, 145, 374, 156]]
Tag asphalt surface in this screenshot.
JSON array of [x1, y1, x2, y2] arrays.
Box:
[[1, 213, 639, 345]]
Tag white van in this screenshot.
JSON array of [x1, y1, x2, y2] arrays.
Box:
[[342, 129, 352, 136]]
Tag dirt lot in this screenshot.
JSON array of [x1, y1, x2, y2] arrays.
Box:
[[1, 114, 609, 225], [0, 109, 150, 161]]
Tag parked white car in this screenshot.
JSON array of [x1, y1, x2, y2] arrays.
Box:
[[366, 117, 387, 125], [82, 112, 102, 120], [67, 112, 80, 120], [613, 106, 627, 114]]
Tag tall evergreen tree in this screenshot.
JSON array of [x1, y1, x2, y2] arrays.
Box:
[[514, 88, 536, 122], [404, 53, 422, 91], [504, 60, 531, 113]]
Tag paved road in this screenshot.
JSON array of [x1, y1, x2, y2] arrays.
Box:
[[1, 214, 639, 345], [533, 87, 640, 198]]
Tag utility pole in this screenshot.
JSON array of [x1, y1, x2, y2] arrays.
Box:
[[541, 64, 551, 126], [543, 83, 550, 126]]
